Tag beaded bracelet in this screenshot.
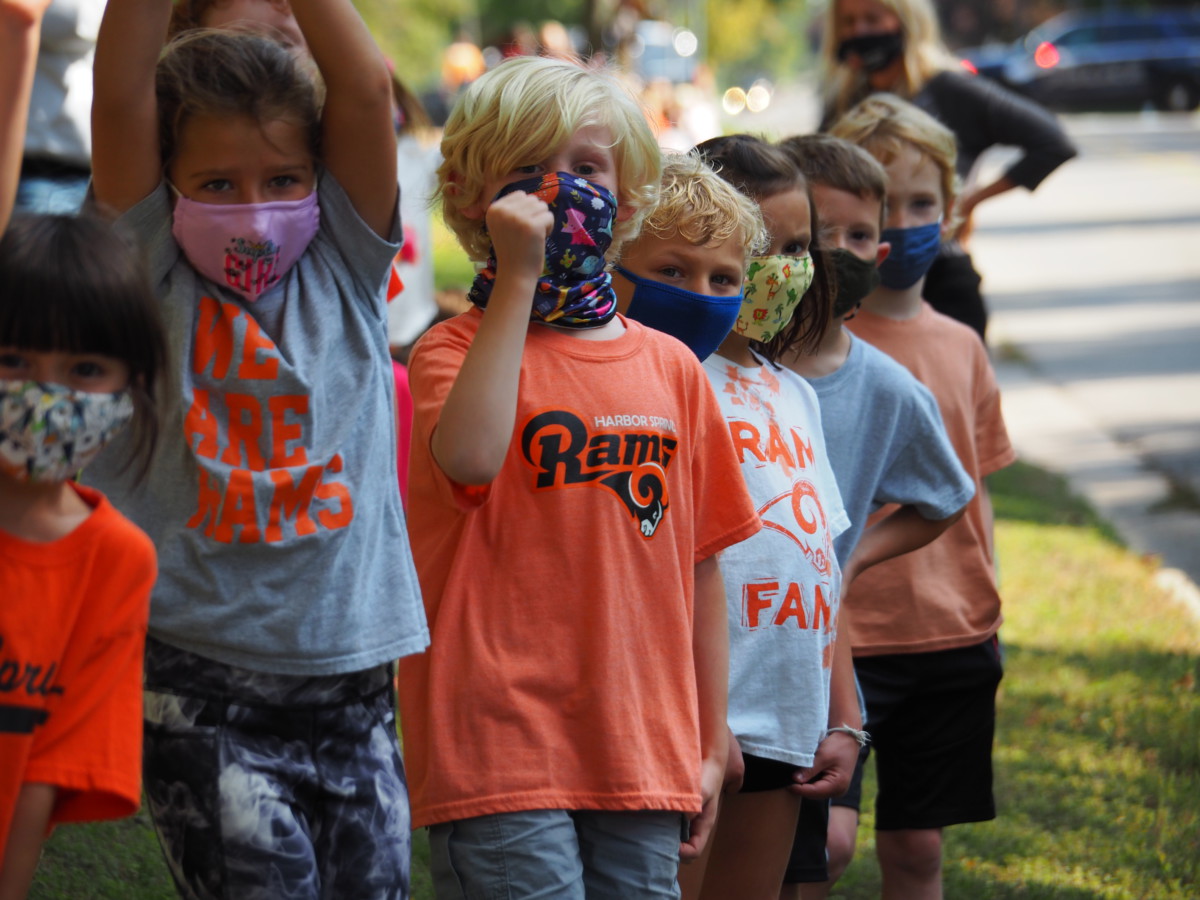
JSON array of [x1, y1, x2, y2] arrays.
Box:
[[824, 724, 871, 748]]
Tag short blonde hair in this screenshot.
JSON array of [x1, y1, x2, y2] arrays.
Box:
[[636, 151, 766, 259], [829, 93, 959, 216], [437, 56, 662, 261], [820, 0, 958, 120]]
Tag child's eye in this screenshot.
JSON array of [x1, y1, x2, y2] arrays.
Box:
[[515, 164, 542, 175], [657, 265, 683, 279], [268, 175, 299, 189], [574, 163, 597, 176], [71, 360, 108, 380], [783, 240, 810, 256], [201, 179, 234, 193], [850, 229, 872, 243], [0, 351, 29, 373], [711, 274, 735, 287]]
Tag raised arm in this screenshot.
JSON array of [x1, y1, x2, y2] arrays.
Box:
[[0, 0, 50, 229], [90, 0, 171, 214], [431, 191, 551, 485], [288, 0, 396, 238]]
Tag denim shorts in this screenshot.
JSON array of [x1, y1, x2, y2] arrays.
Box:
[[428, 808, 684, 899]]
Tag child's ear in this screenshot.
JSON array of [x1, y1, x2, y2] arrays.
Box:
[[615, 204, 636, 223], [874, 242, 891, 267]]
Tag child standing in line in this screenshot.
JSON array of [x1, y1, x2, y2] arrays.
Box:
[[0, 214, 165, 899], [397, 56, 761, 899], [776, 132, 976, 899], [630, 135, 861, 900], [86, 0, 428, 896], [822, 94, 1016, 899]]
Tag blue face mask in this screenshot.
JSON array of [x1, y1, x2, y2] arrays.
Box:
[[878, 220, 942, 290], [615, 266, 743, 361]]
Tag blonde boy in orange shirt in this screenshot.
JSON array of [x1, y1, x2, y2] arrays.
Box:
[[398, 58, 760, 898]]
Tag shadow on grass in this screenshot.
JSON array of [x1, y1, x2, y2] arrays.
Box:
[[30, 460, 1198, 900], [833, 639, 1200, 899]]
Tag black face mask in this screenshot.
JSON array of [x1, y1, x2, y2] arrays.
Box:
[[836, 31, 905, 73], [830, 248, 881, 317]]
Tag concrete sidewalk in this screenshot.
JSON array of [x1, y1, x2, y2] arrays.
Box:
[[992, 353, 1200, 621], [971, 112, 1200, 621]]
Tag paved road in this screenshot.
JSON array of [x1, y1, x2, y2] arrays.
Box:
[[970, 110, 1200, 600]]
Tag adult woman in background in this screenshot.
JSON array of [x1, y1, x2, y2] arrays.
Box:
[[818, 0, 1076, 341]]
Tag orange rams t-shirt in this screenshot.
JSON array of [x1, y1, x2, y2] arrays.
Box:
[[398, 310, 761, 828], [0, 484, 155, 852], [845, 302, 1016, 656]]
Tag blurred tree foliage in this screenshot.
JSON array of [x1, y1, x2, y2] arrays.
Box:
[[353, 0, 474, 90], [706, 0, 815, 85], [354, 0, 816, 91]]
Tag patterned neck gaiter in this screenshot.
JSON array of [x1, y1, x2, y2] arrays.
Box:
[[467, 172, 618, 329]]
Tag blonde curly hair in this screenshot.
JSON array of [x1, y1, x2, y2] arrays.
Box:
[[636, 151, 767, 259]]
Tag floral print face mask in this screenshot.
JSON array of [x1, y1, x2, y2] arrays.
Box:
[[734, 254, 815, 342], [0, 380, 134, 483]]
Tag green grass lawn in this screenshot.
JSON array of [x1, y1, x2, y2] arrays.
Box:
[[28, 460, 1200, 898]]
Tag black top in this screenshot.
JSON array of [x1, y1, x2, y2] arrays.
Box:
[[822, 70, 1078, 191]]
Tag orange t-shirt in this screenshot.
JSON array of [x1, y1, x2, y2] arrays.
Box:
[[398, 310, 761, 827], [0, 483, 156, 853], [845, 302, 1016, 656]]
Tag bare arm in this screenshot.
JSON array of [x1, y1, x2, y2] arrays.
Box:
[[0, 0, 50, 229], [840, 502, 965, 587], [681, 554, 730, 862], [90, 0, 170, 215], [430, 191, 551, 484], [288, 0, 396, 237], [0, 783, 56, 900]]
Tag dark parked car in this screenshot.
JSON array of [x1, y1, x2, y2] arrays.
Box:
[[960, 9, 1200, 111]]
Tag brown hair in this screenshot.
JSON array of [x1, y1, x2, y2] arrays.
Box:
[[0, 214, 167, 483], [156, 28, 321, 169], [778, 133, 888, 230], [695, 134, 834, 363]]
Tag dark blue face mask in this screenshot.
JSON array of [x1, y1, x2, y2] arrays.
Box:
[[614, 266, 743, 361], [878, 220, 942, 290]]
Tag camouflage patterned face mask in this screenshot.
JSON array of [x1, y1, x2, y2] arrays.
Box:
[[734, 254, 815, 342], [0, 380, 134, 483]]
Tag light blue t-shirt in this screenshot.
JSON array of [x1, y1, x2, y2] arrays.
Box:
[[806, 333, 975, 563], [87, 172, 429, 675]]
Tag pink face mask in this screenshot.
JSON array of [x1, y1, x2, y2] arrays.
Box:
[[171, 190, 320, 301]]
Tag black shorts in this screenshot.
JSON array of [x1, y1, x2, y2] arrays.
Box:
[[739, 752, 796, 793], [784, 742, 868, 884], [782, 797, 831, 883], [853, 637, 1003, 831]]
